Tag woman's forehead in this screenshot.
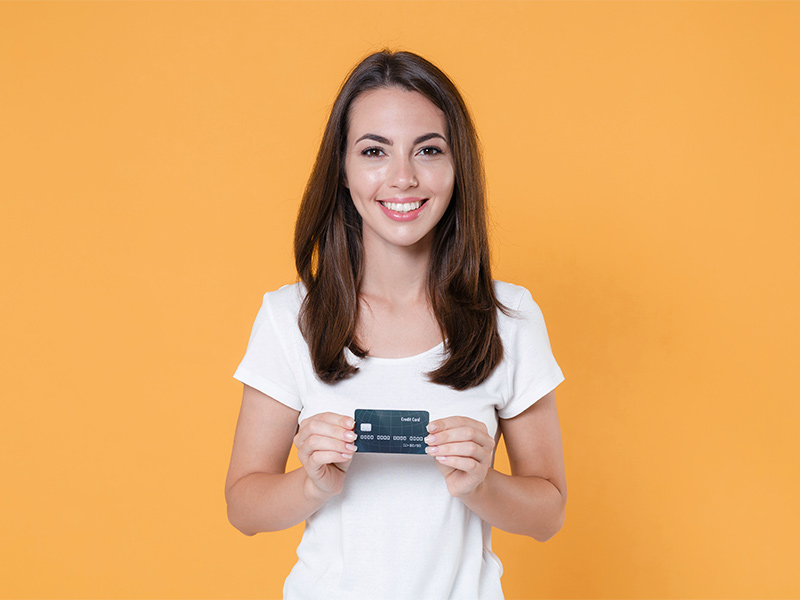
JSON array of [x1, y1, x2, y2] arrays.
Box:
[[347, 87, 447, 141]]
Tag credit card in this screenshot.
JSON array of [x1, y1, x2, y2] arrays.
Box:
[[354, 409, 429, 454]]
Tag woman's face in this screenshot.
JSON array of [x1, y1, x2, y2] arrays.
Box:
[[343, 87, 455, 254]]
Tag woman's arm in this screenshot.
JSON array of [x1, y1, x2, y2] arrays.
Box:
[[225, 384, 356, 535], [426, 390, 566, 541]]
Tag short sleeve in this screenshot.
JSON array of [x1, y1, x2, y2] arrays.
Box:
[[497, 286, 564, 419], [233, 286, 305, 412]]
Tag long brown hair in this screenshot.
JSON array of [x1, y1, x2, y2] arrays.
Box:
[[294, 50, 505, 390]]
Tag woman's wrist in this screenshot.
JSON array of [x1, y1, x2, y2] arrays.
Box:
[[453, 468, 495, 502], [302, 471, 337, 505]]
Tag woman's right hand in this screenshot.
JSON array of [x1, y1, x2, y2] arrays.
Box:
[[294, 412, 357, 500]]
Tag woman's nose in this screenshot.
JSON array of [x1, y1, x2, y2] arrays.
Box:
[[388, 156, 418, 189]]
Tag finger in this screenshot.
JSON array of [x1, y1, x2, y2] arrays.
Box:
[[299, 412, 355, 432], [307, 434, 358, 454], [296, 418, 357, 446], [296, 414, 356, 446], [306, 449, 355, 469], [297, 434, 357, 460], [427, 416, 488, 436], [316, 412, 356, 429], [299, 443, 356, 472], [425, 440, 489, 461], [433, 454, 482, 474], [427, 416, 471, 434], [425, 426, 493, 449]]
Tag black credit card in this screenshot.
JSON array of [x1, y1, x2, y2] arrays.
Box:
[[354, 409, 429, 454]]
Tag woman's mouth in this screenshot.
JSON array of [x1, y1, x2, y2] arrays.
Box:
[[377, 198, 428, 221]]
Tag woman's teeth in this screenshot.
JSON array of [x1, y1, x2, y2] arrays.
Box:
[[380, 200, 423, 213]]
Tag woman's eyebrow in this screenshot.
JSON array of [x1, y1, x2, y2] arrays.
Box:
[[414, 133, 447, 144], [354, 132, 447, 145], [355, 133, 391, 145]]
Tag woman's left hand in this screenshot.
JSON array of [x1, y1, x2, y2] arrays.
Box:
[[425, 416, 495, 498]]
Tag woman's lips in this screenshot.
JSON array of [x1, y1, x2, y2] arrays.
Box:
[[377, 198, 428, 221]]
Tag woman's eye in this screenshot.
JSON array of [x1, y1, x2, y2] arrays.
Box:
[[418, 146, 443, 156], [361, 147, 385, 157]]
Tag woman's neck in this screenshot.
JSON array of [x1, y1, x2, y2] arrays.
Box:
[[359, 237, 432, 304], [356, 235, 443, 358]]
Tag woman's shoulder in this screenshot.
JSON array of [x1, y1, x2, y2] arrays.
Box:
[[492, 280, 549, 338], [492, 279, 537, 311], [253, 282, 307, 328], [261, 281, 306, 309]]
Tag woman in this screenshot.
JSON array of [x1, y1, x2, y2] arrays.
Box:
[[226, 50, 566, 599]]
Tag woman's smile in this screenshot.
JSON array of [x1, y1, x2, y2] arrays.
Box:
[[377, 197, 428, 220]]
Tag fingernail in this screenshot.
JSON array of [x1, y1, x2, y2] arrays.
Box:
[[427, 423, 438, 433], [425, 435, 437, 444], [345, 418, 355, 428], [345, 443, 357, 451], [344, 431, 357, 441], [341, 453, 352, 459], [436, 456, 448, 462], [425, 446, 438, 454]]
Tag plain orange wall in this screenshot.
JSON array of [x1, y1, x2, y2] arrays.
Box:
[[2, 2, 799, 599]]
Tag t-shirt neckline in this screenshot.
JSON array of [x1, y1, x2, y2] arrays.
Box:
[[345, 341, 445, 364]]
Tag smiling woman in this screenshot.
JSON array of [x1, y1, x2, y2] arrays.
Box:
[[225, 50, 566, 599]]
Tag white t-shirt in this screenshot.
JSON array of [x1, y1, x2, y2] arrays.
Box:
[[234, 280, 564, 600]]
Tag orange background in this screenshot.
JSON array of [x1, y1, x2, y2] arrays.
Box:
[[2, 2, 799, 599]]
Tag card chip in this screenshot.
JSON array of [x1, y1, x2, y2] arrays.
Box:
[[360, 423, 372, 432]]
